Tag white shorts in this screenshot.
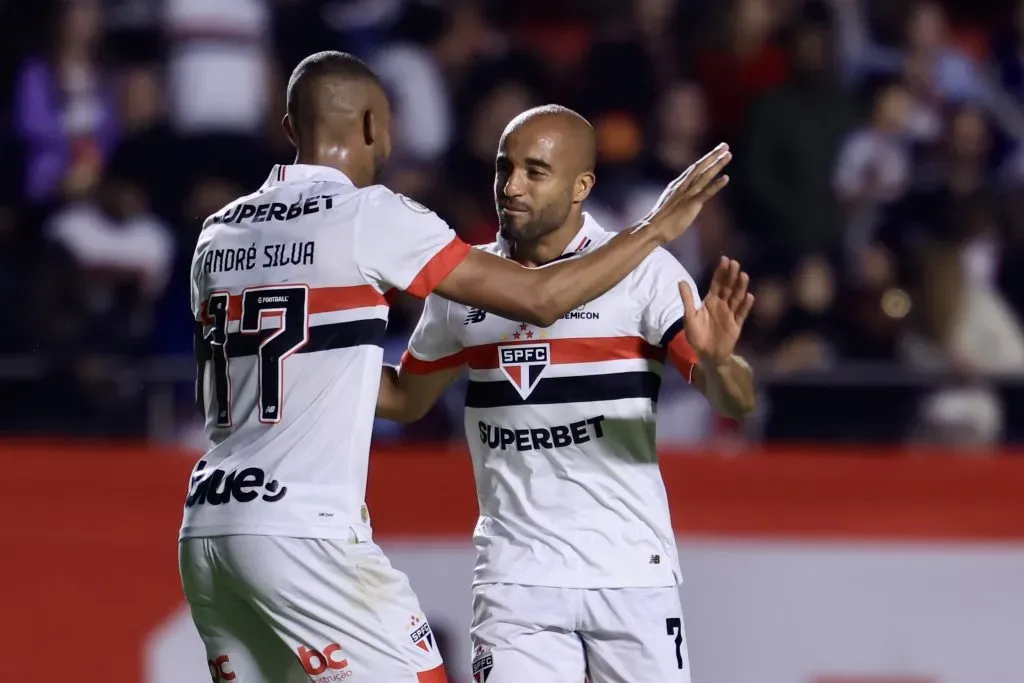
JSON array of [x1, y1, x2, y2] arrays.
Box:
[[470, 583, 690, 683], [179, 535, 447, 683]]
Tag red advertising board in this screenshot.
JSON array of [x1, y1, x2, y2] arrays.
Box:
[[2, 440, 1023, 682]]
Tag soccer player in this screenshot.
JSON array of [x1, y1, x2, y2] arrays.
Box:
[[180, 53, 731, 683], [377, 105, 756, 683]]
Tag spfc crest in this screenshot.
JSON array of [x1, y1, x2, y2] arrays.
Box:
[[498, 343, 550, 399], [410, 622, 434, 653], [472, 648, 493, 682]]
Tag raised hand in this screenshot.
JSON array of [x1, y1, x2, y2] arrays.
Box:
[[679, 256, 755, 364], [640, 143, 732, 244]]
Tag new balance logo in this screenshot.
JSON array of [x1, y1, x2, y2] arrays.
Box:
[[464, 308, 487, 325]]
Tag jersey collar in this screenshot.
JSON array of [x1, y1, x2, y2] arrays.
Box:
[[498, 211, 602, 262], [260, 164, 354, 190]]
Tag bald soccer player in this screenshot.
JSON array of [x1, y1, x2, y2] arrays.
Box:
[[180, 52, 731, 683], [377, 105, 756, 683]]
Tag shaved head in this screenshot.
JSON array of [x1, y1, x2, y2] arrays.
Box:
[[495, 105, 597, 246], [284, 51, 392, 186], [502, 105, 596, 175]]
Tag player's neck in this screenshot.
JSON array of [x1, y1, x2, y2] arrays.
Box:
[[294, 146, 372, 187], [509, 212, 584, 267]]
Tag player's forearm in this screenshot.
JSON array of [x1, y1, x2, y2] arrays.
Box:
[[376, 365, 420, 423], [376, 364, 459, 424], [696, 355, 755, 421], [528, 222, 667, 326]]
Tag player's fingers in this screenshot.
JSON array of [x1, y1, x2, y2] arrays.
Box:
[[692, 174, 730, 204], [678, 281, 697, 316], [735, 293, 755, 326], [673, 143, 728, 193], [707, 256, 729, 300], [729, 271, 750, 312], [650, 163, 697, 215], [685, 150, 732, 196], [718, 259, 740, 303]]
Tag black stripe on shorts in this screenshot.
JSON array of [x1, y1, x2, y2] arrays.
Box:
[[465, 371, 662, 409], [224, 318, 387, 358]]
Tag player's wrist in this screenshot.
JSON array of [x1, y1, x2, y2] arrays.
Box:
[[632, 216, 670, 247], [696, 349, 733, 368]]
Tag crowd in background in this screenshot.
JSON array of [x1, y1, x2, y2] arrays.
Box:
[[1, 0, 1024, 445]]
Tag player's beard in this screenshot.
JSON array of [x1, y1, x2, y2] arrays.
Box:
[[498, 195, 572, 243]]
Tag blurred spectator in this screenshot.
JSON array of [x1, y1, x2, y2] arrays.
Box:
[[833, 0, 1024, 143], [443, 63, 544, 245], [991, 1, 1024, 108], [1, 0, 1022, 444], [577, 2, 658, 160], [590, 81, 728, 278], [163, 0, 272, 136], [634, 0, 683, 78], [696, 0, 789, 144], [834, 79, 912, 278], [114, 64, 182, 220], [737, 15, 858, 267], [766, 254, 841, 373], [900, 48, 946, 145], [832, 0, 984, 100], [13, 0, 118, 205], [886, 105, 994, 249], [40, 161, 174, 357], [373, 0, 502, 164], [899, 183, 1024, 445]]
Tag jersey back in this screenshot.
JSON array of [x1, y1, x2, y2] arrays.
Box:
[[183, 164, 469, 540]]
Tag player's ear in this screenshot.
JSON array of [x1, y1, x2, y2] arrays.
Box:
[[573, 171, 596, 203], [282, 114, 296, 147], [363, 109, 376, 146]]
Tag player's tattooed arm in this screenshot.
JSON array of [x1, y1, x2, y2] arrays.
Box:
[[679, 257, 756, 420], [433, 144, 732, 327], [376, 364, 462, 424]]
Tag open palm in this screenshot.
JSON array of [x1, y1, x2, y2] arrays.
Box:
[[679, 257, 755, 364]]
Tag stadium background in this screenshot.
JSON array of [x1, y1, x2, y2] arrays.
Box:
[[1, 0, 1023, 681]]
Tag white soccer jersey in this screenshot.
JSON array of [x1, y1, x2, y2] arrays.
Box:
[[402, 213, 701, 589], [183, 163, 470, 541]]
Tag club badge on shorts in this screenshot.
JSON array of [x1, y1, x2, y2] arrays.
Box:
[[408, 614, 435, 654], [472, 646, 493, 682]]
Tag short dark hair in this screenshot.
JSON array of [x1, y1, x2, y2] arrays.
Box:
[[286, 51, 381, 134]]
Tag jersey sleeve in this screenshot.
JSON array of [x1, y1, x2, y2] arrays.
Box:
[[400, 294, 466, 374], [190, 229, 212, 321], [190, 230, 212, 411], [636, 248, 701, 382], [356, 188, 471, 298]]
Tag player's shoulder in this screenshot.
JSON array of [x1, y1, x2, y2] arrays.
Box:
[[359, 184, 442, 223], [199, 189, 262, 236], [641, 245, 688, 275], [415, 241, 497, 322], [415, 242, 500, 319]]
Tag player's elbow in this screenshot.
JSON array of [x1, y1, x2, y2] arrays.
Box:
[[403, 401, 434, 424], [378, 399, 430, 425], [520, 283, 561, 327]]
